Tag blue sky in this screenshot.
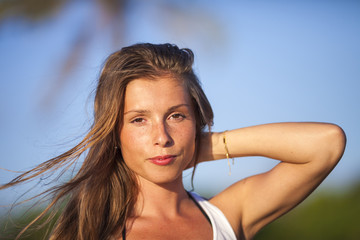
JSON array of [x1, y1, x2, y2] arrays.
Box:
[[1, 0, 359, 203]]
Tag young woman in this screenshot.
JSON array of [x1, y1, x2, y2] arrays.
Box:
[[1, 43, 346, 240]]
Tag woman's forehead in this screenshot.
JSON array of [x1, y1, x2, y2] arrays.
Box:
[[123, 77, 192, 112]]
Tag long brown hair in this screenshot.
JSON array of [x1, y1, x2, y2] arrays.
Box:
[[1, 43, 213, 240]]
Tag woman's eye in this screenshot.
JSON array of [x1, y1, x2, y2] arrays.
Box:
[[131, 118, 145, 124], [169, 113, 186, 121]]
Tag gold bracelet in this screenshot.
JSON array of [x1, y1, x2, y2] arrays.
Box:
[[223, 131, 234, 176]]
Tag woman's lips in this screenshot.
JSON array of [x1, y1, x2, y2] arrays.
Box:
[[148, 155, 176, 166]]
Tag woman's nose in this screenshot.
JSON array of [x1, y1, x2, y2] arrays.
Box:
[[152, 121, 173, 147]]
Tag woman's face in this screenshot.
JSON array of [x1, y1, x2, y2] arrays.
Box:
[[120, 76, 196, 186]]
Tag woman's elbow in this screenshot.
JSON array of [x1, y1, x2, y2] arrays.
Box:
[[322, 123, 346, 166]]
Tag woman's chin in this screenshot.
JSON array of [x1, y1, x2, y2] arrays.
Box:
[[137, 172, 184, 187]]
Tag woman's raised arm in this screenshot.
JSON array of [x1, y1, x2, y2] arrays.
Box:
[[199, 122, 346, 239]]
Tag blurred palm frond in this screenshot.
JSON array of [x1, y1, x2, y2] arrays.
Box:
[[0, 0, 225, 111]]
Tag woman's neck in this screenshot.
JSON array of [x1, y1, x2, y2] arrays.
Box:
[[133, 175, 190, 218]]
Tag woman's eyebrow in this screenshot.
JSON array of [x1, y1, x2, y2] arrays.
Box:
[[124, 109, 150, 115], [124, 104, 190, 115], [167, 104, 191, 112]]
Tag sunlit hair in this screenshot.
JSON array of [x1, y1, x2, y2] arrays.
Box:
[[1, 43, 213, 240]]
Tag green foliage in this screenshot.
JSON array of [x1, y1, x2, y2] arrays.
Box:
[[0, 208, 59, 240], [255, 182, 360, 240]]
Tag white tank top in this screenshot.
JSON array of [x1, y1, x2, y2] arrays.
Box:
[[189, 192, 237, 240]]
